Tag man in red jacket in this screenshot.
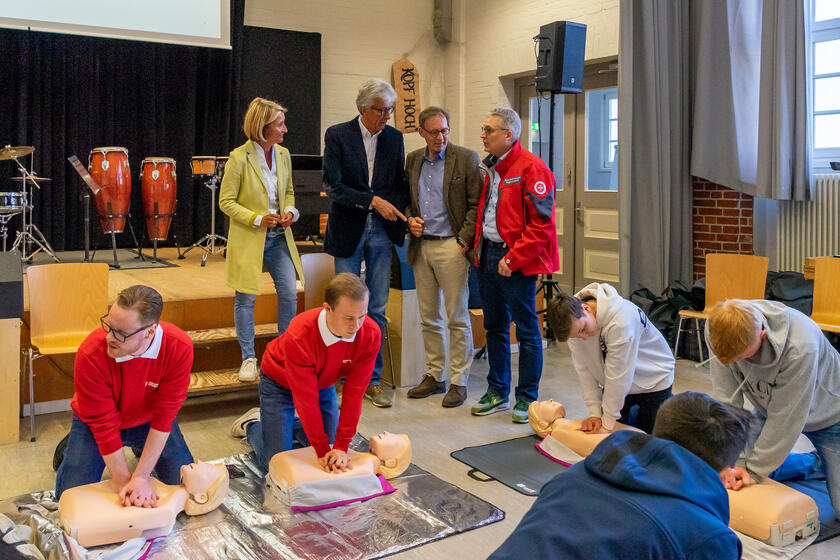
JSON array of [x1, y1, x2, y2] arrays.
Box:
[[471, 107, 559, 423], [56, 285, 194, 507], [241, 273, 381, 472]]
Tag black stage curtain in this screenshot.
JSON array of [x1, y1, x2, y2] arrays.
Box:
[[0, 1, 321, 252]]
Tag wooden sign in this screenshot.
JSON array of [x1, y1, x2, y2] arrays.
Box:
[[391, 58, 420, 134]]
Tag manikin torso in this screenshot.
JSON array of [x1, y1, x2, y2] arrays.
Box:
[[269, 448, 379, 489], [547, 418, 641, 456], [58, 462, 227, 548]]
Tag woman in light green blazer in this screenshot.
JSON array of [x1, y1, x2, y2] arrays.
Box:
[[219, 97, 304, 381]]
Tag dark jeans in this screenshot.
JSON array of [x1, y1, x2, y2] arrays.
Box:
[[619, 386, 673, 434], [246, 371, 339, 471], [477, 241, 543, 403], [55, 415, 193, 499]]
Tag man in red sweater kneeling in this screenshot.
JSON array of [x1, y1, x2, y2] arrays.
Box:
[[241, 273, 381, 473], [55, 285, 194, 507]]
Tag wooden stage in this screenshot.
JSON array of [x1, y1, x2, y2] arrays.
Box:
[[20, 246, 310, 411]]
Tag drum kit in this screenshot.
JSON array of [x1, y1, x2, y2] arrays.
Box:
[[180, 155, 229, 266], [0, 145, 60, 262], [2, 144, 230, 266]]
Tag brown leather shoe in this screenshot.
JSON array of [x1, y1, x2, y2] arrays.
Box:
[[364, 383, 393, 408], [407, 375, 446, 398], [442, 384, 467, 408]]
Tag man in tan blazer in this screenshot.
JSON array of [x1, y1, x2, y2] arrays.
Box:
[[405, 107, 482, 407]]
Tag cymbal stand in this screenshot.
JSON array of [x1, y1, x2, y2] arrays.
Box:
[[9, 155, 60, 263], [179, 174, 227, 267]]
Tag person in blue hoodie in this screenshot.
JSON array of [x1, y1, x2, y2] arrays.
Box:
[[489, 392, 754, 560]]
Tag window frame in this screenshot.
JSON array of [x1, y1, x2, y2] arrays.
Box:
[[811, 3, 840, 170]]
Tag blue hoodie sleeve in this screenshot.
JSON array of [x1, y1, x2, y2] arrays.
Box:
[[687, 528, 742, 560]]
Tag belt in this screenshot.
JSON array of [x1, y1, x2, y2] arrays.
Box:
[[484, 239, 506, 249], [420, 234, 453, 241]]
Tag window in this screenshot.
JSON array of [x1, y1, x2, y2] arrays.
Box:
[[812, 0, 840, 169], [585, 87, 618, 191]]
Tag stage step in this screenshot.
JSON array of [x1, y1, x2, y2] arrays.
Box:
[[188, 368, 258, 397], [187, 323, 278, 345]]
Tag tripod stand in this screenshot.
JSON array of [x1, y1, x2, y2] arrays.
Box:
[[8, 154, 60, 263], [180, 174, 226, 266]]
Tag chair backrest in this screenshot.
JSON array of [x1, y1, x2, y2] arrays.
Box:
[[811, 256, 840, 326], [27, 263, 110, 343], [703, 253, 769, 312], [301, 253, 335, 310]]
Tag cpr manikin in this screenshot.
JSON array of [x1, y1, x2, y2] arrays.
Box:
[[268, 432, 411, 512], [530, 408, 820, 547], [527, 399, 567, 438], [58, 461, 229, 548]]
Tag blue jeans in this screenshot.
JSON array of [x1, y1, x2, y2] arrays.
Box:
[[334, 214, 392, 386], [246, 371, 339, 471], [477, 241, 543, 403], [234, 231, 297, 360], [55, 415, 193, 499]]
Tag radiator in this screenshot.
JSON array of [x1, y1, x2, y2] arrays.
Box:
[[776, 174, 840, 272]]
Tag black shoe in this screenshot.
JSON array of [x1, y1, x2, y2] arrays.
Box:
[[53, 432, 70, 472], [407, 375, 446, 398]]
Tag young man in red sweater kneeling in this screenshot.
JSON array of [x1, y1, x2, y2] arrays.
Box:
[[241, 273, 381, 473], [55, 285, 195, 507]]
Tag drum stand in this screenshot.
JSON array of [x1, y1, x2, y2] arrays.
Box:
[[0, 214, 16, 251], [9, 157, 60, 263], [90, 202, 144, 269], [180, 175, 226, 267], [137, 201, 179, 263]]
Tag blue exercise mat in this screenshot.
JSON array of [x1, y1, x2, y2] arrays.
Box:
[[784, 479, 840, 542]]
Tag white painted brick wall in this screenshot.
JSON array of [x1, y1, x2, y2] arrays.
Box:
[[244, 0, 619, 155]]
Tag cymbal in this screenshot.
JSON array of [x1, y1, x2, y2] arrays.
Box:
[[0, 146, 34, 160], [11, 174, 51, 182]]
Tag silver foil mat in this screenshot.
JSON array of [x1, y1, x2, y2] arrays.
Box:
[[0, 437, 504, 559]]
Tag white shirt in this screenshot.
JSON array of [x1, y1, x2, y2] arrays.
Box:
[[115, 324, 163, 363], [317, 307, 357, 346], [252, 142, 299, 227], [482, 147, 512, 243], [358, 116, 381, 187]]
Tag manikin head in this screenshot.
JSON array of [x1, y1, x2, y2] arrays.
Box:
[[180, 461, 230, 516], [356, 78, 396, 135], [480, 107, 520, 158], [528, 399, 567, 438], [707, 299, 768, 365], [652, 392, 756, 472], [101, 285, 162, 359], [369, 432, 411, 479], [546, 293, 599, 342], [323, 273, 370, 339]]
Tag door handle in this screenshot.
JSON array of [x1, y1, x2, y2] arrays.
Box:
[[575, 202, 582, 223], [565, 164, 572, 187]]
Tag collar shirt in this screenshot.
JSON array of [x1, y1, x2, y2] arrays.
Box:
[[317, 307, 357, 346], [114, 324, 164, 363], [482, 147, 512, 243], [358, 116, 381, 187], [256, 142, 279, 215], [418, 146, 453, 237]]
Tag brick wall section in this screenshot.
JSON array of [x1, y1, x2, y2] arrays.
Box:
[[692, 177, 754, 280]]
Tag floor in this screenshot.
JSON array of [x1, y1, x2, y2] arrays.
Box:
[[2, 343, 838, 559]]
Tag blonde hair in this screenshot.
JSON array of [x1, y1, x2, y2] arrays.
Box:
[[243, 97, 287, 142], [707, 300, 763, 364]]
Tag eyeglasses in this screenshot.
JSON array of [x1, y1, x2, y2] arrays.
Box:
[[100, 314, 154, 343], [481, 126, 509, 135], [421, 127, 449, 137], [367, 106, 395, 115]]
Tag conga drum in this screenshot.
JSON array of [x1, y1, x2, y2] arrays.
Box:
[[191, 156, 216, 176], [89, 147, 131, 233], [140, 157, 177, 241]]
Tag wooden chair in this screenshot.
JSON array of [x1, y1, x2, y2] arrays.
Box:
[[26, 263, 109, 441], [301, 253, 334, 310], [811, 256, 840, 333], [674, 253, 769, 364]]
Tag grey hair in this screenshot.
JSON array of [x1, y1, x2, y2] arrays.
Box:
[[489, 107, 521, 141], [356, 78, 397, 111]]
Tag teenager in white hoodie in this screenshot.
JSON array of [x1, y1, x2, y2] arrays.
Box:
[[546, 283, 675, 433]]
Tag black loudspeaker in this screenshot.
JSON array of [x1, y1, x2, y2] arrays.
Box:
[[535, 21, 587, 93], [0, 252, 23, 319]]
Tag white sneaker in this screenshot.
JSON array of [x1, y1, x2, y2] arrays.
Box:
[[229, 407, 260, 438], [238, 358, 258, 382]]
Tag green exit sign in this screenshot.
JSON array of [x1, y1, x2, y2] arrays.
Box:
[[531, 123, 539, 131]]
